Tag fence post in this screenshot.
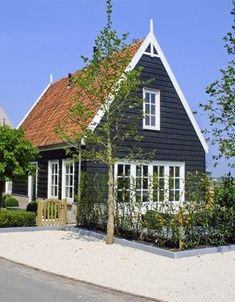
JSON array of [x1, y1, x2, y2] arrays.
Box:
[[62, 200, 67, 224], [37, 200, 43, 226]]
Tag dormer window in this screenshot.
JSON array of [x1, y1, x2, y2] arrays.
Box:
[[143, 88, 160, 130]]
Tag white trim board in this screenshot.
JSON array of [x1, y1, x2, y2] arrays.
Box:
[[17, 83, 52, 129], [47, 160, 59, 199], [88, 20, 208, 154], [61, 159, 75, 204]]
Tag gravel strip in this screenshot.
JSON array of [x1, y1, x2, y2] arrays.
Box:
[[0, 230, 234, 302]]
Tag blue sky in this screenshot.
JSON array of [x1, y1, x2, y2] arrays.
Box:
[[0, 0, 233, 176]]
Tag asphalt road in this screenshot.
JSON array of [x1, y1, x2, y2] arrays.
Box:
[[0, 258, 158, 302]]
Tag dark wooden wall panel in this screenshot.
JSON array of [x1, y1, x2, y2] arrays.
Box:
[[87, 53, 206, 175], [12, 177, 28, 196], [12, 52, 206, 198], [13, 149, 80, 200]]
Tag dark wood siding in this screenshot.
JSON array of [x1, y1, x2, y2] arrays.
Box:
[[12, 177, 28, 196], [135, 54, 205, 173], [86, 53, 205, 175], [12, 149, 79, 200], [13, 53, 205, 198], [37, 149, 79, 199]]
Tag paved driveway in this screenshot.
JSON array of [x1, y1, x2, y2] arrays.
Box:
[[0, 258, 157, 302]]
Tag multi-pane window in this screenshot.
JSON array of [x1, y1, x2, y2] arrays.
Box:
[[62, 160, 74, 202], [116, 164, 131, 202], [153, 165, 165, 202], [48, 161, 59, 199], [169, 166, 181, 202], [136, 165, 149, 203], [115, 162, 184, 204], [143, 88, 160, 130]]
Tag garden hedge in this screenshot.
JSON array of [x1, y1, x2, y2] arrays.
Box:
[[0, 210, 36, 227]]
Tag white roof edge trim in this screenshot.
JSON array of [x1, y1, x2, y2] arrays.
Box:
[[17, 83, 52, 129], [87, 27, 208, 154]]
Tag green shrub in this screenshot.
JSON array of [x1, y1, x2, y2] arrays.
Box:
[[77, 172, 108, 231], [5, 196, 19, 207], [0, 210, 36, 227], [77, 171, 235, 250], [26, 201, 38, 213], [0, 194, 11, 208]]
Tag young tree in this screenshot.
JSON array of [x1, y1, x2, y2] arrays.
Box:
[[200, 1, 235, 164], [57, 0, 145, 243], [0, 125, 38, 208]]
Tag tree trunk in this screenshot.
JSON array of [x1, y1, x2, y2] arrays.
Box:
[[106, 163, 115, 244]]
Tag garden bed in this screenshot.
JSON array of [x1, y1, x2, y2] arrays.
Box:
[[73, 226, 235, 258]]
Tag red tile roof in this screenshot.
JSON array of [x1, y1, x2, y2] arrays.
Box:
[[21, 40, 142, 147]]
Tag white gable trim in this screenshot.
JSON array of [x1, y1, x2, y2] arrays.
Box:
[[88, 21, 208, 154], [17, 83, 52, 129]]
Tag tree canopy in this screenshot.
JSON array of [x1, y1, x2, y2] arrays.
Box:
[[200, 1, 235, 165], [0, 125, 38, 206], [57, 0, 145, 243]]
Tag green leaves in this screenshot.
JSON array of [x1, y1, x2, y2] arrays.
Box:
[[0, 125, 38, 182], [57, 0, 145, 166], [200, 2, 235, 165]]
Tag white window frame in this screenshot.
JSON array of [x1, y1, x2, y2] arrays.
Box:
[[143, 88, 160, 131], [5, 181, 12, 195], [135, 164, 149, 203], [62, 159, 75, 203], [28, 162, 38, 203], [114, 161, 185, 205], [48, 160, 59, 199]]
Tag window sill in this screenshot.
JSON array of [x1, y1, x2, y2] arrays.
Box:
[[143, 126, 160, 131]]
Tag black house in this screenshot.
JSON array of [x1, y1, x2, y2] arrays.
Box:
[[12, 21, 208, 220]]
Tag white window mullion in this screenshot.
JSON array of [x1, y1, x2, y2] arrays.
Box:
[[148, 165, 153, 208], [141, 166, 143, 203], [62, 161, 66, 200], [180, 164, 185, 203], [130, 164, 136, 203], [165, 165, 170, 203]]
